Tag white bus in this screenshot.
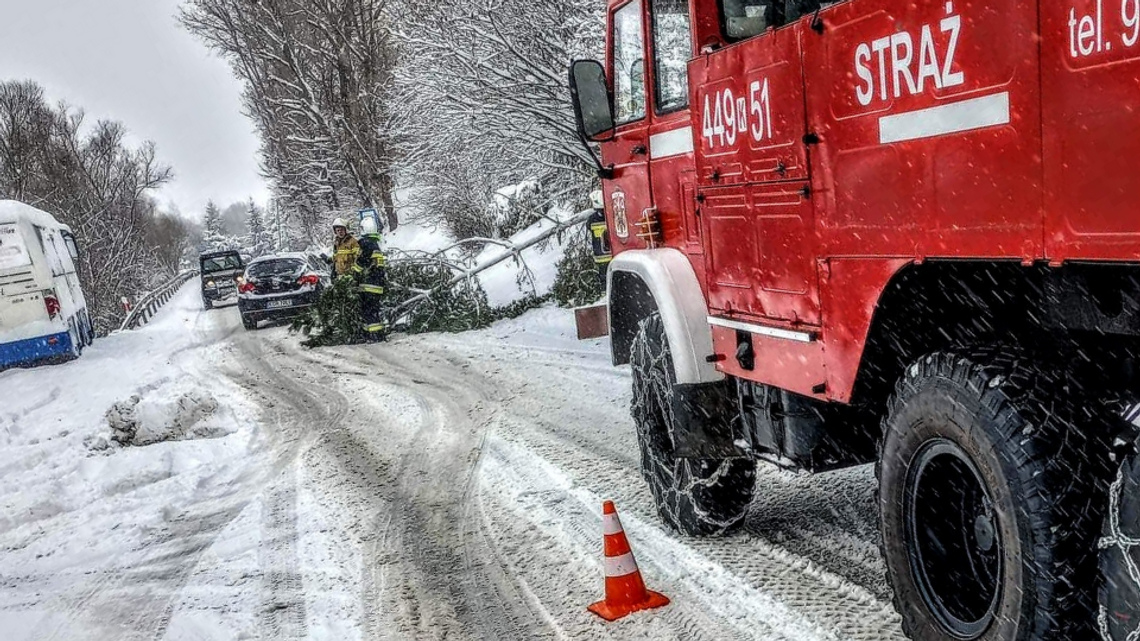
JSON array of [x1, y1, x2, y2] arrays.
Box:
[[0, 200, 93, 369]]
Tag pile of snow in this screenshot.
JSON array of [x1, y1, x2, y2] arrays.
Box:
[[103, 382, 231, 447]]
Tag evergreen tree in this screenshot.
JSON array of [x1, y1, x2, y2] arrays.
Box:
[[246, 198, 271, 257], [201, 200, 236, 251]]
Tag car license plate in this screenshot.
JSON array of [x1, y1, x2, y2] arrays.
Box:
[[266, 299, 292, 309]]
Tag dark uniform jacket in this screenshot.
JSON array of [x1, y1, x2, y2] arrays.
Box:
[[355, 234, 386, 295]]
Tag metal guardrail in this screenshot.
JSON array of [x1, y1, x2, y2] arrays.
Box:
[[118, 270, 199, 332]]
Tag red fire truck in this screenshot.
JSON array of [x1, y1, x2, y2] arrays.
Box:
[[569, 0, 1140, 637]]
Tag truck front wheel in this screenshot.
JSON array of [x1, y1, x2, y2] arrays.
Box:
[[879, 351, 1110, 640], [630, 313, 754, 536]]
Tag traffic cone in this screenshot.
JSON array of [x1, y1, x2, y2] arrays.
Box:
[[587, 500, 670, 621]]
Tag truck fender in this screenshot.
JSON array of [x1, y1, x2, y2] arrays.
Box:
[[607, 249, 723, 385]]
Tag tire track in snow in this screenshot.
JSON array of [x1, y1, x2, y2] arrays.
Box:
[[257, 463, 308, 639], [285, 341, 550, 639], [478, 434, 849, 641]]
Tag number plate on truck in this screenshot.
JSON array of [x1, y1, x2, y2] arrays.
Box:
[[266, 299, 292, 309]]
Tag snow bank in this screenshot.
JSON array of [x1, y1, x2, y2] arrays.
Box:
[[0, 285, 264, 633], [385, 217, 453, 255], [474, 207, 581, 308]]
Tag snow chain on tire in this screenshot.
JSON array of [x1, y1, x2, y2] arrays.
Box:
[[1097, 414, 1140, 641], [630, 312, 755, 536], [879, 350, 1116, 641]]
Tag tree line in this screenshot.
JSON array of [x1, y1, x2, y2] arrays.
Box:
[[179, 0, 602, 244], [0, 80, 192, 334]]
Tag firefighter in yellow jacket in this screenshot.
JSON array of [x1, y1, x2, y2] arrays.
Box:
[[331, 218, 360, 278], [352, 211, 387, 341]]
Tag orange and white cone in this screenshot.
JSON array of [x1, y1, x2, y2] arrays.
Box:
[[587, 500, 670, 621]]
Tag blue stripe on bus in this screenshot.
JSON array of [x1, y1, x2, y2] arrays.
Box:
[[0, 331, 73, 368]]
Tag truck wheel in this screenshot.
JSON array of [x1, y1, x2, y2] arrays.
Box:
[[879, 351, 1111, 640], [242, 314, 256, 330], [203, 298, 212, 310], [630, 312, 754, 536]]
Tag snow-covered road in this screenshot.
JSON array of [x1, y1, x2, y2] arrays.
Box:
[[0, 284, 905, 640]]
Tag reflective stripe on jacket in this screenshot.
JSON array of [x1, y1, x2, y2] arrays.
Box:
[[356, 234, 386, 294]]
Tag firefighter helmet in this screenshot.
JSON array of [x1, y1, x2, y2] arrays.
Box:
[[332, 217, 348, 229], [360, 215, 379, 236], [590, 189, 604, 210]]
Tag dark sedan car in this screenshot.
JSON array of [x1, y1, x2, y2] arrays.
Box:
[[237, 253, 329, 330]]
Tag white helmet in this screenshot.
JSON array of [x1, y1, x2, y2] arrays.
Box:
[[332, 217, 348, 229], [359, 216, 378, 235], [589, 189, 604, 210]]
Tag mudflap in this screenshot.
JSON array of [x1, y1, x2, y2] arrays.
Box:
[[671, 381, 751, 459], [574, 303, 609, 339], [1101, 449, 1140, 640]]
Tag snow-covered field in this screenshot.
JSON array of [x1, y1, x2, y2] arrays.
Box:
[[0, 284, 905, 640]]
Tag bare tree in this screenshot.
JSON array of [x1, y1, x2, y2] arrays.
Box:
[[387, 0, 603, 237], [180, 0, 400, 239], [0, 80, 177, 332]]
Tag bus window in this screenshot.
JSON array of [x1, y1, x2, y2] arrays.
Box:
[[62, 232, 79, 262], [36, 227, 66, 277], [0, 224, 32, 271]]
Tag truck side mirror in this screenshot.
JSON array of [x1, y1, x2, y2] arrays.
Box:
[[569, 60, 615, 142]]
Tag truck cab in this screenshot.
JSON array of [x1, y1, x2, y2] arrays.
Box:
[[569, 0, 1140, 637]]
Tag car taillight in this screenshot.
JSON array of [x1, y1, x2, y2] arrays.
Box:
[[298, 274, 319, 286], [43, 293, 61, 319], [239, 282, 256, 294]]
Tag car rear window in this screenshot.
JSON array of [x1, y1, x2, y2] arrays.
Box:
[[201, 254, 243, 273], [247, 259, 305, 279]]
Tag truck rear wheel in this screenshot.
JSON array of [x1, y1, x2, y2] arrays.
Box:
[[879, 351, 1110, 640], [630, 313, 754, 536]]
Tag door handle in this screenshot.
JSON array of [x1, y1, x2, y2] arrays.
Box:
[[631, 144, 647, 156]]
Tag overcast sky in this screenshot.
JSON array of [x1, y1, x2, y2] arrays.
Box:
[[0, 0, 269, 221]]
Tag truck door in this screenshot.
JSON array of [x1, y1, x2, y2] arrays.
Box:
[[645, 0, 704, 259], [691, 4, 820, 325], [602, 0, 653, 250]]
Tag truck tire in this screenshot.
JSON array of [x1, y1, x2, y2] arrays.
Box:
[[203, 297, 212, 310], [630, 312, 754, 536], [241, 314, 256, 330], [879, 351, 1112, 641]]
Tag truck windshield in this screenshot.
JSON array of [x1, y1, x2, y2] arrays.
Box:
[[0, 224, 32, 271], [201, 255, 243, 273]]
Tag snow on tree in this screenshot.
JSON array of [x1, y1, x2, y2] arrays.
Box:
[[200, 200, 236, 251], [245, 198, 271, 258], [388, 0, 603, 238], [0, 79, 181, 333], [180, 0, 400, 239]]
